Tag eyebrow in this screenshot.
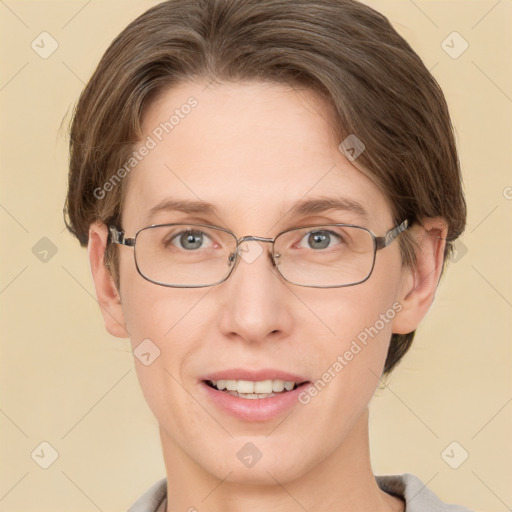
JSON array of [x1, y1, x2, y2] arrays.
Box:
[[285, 196, 368, 220], [147, 199, 217, 220], [146, 196, 369, 223]]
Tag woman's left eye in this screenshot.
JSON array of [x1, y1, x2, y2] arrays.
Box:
[[298, 230, 343, 250]]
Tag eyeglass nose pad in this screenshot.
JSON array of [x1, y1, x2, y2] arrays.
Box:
[[228, 251, 237, 267], [227, 244, 248, 266]]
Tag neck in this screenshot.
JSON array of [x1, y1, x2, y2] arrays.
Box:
[[160, 408, 404, 512]]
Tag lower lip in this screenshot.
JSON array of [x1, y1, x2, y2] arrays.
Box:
[[200, 381, 311, 422]]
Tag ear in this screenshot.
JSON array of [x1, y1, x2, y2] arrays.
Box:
[[392, 217, 448, 335], [88, 222, 129, 338]]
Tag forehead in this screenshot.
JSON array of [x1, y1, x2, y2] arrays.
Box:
[[122, 80, 392, 233]]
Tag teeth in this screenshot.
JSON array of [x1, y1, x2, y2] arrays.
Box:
[[211, 379, 299, 394], [227, 391, 276, 399]]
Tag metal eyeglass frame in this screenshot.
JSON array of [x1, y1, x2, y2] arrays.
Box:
[[108, 219, 410, 289]]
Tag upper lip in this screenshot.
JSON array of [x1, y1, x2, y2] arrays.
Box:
[[200, 368, 309, 383]]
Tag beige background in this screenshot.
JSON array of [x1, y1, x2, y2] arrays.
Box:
[[0, 1, 510, 511]]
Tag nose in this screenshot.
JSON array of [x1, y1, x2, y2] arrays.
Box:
[[217, 239, 293, 344]]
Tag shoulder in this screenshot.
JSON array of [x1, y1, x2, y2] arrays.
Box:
[[127, 478, 167, 512], [376, 473, 474, 512]]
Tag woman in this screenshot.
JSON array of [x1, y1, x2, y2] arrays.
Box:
[[64, 0, 472, 510]]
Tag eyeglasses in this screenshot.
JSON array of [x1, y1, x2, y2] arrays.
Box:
[[108, 220, 409, 288]]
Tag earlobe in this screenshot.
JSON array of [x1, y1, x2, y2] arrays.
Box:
[[392, 218, 448, 335], [88, 222, 129, 338]]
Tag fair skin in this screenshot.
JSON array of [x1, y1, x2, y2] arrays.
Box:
[[88, 80, 446, 512]]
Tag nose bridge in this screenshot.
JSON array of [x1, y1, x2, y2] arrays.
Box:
[[237, 235, 274, 244], [232, 235, 280, 270], [219, 233, 290, 343]]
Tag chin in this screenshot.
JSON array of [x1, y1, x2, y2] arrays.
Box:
[[217, 459, 309, 486]]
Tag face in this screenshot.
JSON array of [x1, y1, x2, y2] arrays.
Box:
[[114, 80, 411, 483]]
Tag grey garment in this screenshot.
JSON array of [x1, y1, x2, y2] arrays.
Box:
[[376, 474, 474, 512], [127, 473, 474, 512], [128, 478, 167, 512]]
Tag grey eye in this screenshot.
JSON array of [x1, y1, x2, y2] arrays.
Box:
[[180, 231, 203, 250], [166, 230, 213, 251], [301, 230, 341, 250]]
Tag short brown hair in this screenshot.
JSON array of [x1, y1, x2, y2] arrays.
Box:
[[64, 0, 466, 376]]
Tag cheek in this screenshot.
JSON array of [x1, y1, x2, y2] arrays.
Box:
[[117, 249, 177, 340], [118, 268, 212, 414], [301, 269, 403, 407], [322, 299, 395, 384], [313, 279, 400, 354]]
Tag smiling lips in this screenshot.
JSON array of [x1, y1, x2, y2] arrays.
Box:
[[200, 369, 310, 416], [200, 373, 311, 421], [206, 378, 301, 398], [201, 369, 308, 398]]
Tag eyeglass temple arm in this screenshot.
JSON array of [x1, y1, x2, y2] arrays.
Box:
[[375, 219, 409, 250], [109, 226, 135, 247]]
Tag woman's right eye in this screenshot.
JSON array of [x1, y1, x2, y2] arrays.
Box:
[[161, 229, 219, 252], [164, 230, 214, 251]]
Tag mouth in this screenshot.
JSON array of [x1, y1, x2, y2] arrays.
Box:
[[199, 369, 312, 421], [204, 378, 309, 399]]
